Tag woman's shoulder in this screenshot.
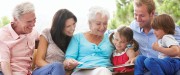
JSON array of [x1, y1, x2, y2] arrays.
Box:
[[42, 28, 50, 34], [72, 32, 84, 38]]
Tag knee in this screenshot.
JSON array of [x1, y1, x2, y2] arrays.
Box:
[[144, 58, 155, 68], [135, 55, 146, 64], [51, 62, 64, 70]]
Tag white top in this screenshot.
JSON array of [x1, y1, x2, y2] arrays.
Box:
[[41, 28, 65, 63], [158, 35, 179, 59]]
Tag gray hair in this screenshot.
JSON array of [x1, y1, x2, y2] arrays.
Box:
[[88, 6, 110, 21], [12, 2, 35, 19]]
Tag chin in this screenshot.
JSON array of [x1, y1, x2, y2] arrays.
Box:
[[67, 34, 73, 37]]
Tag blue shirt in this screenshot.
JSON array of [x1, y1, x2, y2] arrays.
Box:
[[65, 32, 114, 68], [130, 20, 180, 58]]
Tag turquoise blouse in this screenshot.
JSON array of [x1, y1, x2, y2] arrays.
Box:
[[65, 32, 114, 68]]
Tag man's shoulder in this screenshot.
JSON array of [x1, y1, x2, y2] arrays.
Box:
[[0, 24, 10, 33], [129, 20, 139, 29], [0, 25, 11, 40], [129, 20, 141, 34], [175, 25, 180, 33]]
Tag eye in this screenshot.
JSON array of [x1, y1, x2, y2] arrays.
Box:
[[96, 22, 101, 25], [103, 22, 107, 25]]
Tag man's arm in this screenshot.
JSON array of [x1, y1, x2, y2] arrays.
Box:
[[0, 41, 12, 75], [1, 61, 12, 75]]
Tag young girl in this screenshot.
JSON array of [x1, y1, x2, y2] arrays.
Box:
[[109, 26, 139, 73], [135, 14, 180, 75]]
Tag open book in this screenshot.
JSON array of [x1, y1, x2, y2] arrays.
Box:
[[107, 63, 134, 69], [76, 63, 134, 70]]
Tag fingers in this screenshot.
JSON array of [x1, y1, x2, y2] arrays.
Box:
[[63, 59, 79, 70]]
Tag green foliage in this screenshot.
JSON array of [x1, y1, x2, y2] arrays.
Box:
[[109, 0, 133, 29], [0, 16, 10, 28], [109, 0, 180, 29], [157, 0, 180, 25]]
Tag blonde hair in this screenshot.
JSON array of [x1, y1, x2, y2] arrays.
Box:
[[12, 2, 35, 19], [134, 0, 155, 14]]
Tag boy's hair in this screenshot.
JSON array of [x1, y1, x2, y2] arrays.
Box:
[[151, 14, 175, 34], [134, 0, 155, 14], [109, 26, 139, 51]]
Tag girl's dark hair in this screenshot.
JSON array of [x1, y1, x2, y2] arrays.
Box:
[[50, 9, 77, 53], [151, 14, 175, 34], [109, 26, 139, 52]]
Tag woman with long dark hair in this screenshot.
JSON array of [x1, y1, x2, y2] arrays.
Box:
[[32, 9, 77, 75]]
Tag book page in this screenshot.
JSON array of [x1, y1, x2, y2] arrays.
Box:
[[107, 63, 134, 69]]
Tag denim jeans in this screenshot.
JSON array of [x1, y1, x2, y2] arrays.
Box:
[[32, 62, 65, 75], [135, 55, 180, 75], [0, 71, 3, 75]]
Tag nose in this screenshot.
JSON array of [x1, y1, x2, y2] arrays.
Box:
[[135, 15, 141, 22], [71, 25, 76, 31], [100, 24, 106, 30], [30, 20, 36, 27]]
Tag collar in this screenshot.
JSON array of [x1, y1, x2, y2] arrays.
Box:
[[8, 23, 19, 39]]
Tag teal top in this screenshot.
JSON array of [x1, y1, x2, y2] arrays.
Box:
[[65, 32, 114, 68]]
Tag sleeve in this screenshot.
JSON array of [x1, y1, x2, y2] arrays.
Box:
[[41, 28, 50, 42], [0, 41, 10, 62], [174, 25, 180, 44], [65, 33, 80, 60], [162, 35, 179, 48]]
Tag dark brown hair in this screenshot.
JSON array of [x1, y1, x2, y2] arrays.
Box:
[[109, 26, 139, 51], [151, 14, 175, 34], [50, 9, 77, 53]]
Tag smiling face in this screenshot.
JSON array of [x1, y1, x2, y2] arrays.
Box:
[[134, 4, 154, 28], [112, 32, 128, 51], [64, 18, 76, 36], [89, 13, 108, 36], [14, 12, 36, 34]]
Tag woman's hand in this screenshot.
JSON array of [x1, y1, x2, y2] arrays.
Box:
[[63, 59, 79, 70]]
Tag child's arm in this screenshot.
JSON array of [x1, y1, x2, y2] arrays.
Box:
[[152, 42, 180, 57], [126, 48, 136, 64]]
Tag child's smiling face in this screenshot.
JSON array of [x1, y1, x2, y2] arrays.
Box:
[[112, 32, 128, 51]]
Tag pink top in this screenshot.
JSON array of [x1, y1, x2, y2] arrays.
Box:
[[0, 24, 39, 75]]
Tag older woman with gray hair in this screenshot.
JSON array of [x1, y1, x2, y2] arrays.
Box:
[[63, 6, 114, 75], [0, 2, 39, 75]]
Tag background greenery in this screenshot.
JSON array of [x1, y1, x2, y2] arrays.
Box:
[[0, 16, 10, 28], [108, 0, 180, 29], [1, 0, 179, 29]]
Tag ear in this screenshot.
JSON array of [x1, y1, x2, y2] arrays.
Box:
[[13, 17, 17, 21], [88, 20, 92, 29], [150, 10, 155, 17]]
